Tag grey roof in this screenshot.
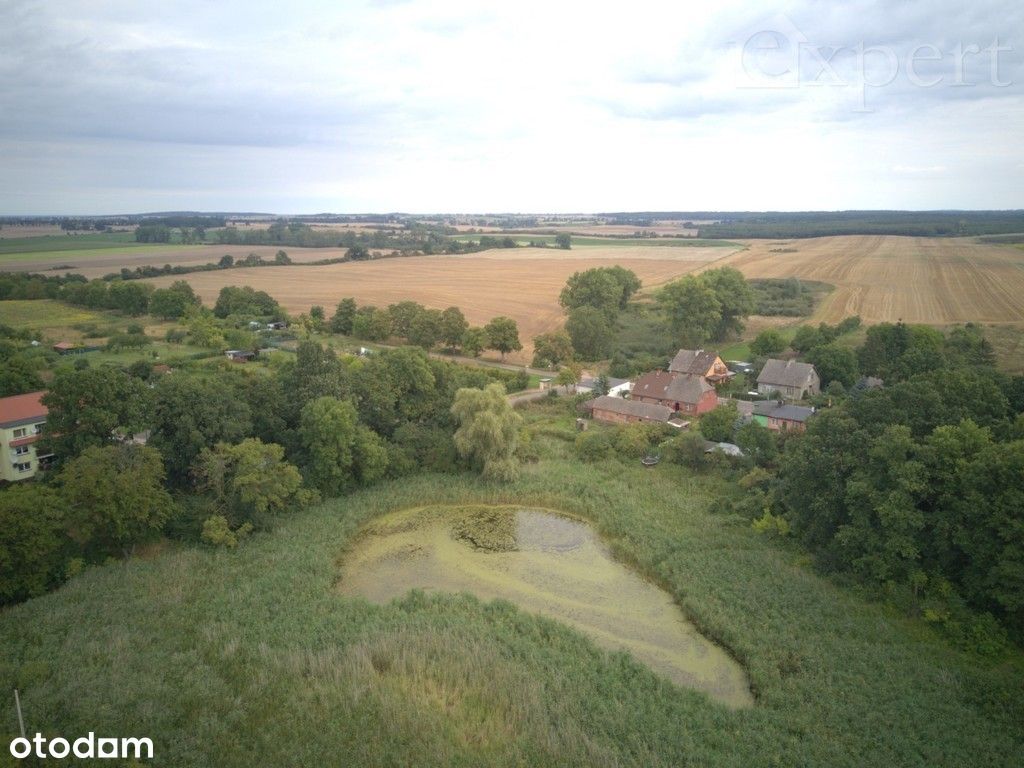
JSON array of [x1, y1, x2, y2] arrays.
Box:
[[855, 376, 884, 389], [757, 359, 818, 388], [665, 373, 714, 402], [669, 348, 720, 375], [633, 371, 713, 404], [579, 376, 629, 390], [703, 441, 745, 456], [589, 395, 673, 422], [753, 401, 815, 423], [720, 397, 754, 417]]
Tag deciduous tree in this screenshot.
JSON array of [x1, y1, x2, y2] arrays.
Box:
[[0, 485, 67, 603], [61, 444, 175, 558], [451, 383, 522, 481], [483, 316, 522, 360]]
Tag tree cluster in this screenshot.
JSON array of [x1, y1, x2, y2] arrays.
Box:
[[656, 267, 755, 348], [739, 326, 1024, 647], [558, 266, 641, 361]]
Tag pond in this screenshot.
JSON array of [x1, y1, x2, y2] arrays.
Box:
[[338, 505, 753, 708]]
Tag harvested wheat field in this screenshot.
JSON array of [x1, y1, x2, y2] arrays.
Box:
[[711, 235, 1024, 326], [148, 246, 736, 363]]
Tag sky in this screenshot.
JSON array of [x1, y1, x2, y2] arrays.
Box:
[[1, 0, 1022, 214]]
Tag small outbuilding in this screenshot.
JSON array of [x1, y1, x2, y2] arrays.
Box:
[[752, 401, 815, 432]]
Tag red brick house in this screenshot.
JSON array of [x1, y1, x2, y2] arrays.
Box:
[[631, 371, 718, 415]]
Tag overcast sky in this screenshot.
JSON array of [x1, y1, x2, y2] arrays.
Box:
[[2, 0, 1022, 214]]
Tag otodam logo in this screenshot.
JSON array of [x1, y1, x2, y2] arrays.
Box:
[[9, 732, 154, 760], [8, 689, 153, 760]]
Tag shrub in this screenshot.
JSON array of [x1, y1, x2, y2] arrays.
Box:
[[575, 429, 616, 461]]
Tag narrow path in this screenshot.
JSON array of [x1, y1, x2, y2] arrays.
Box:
[[426, 350, 554, 377], [507, 385, 573, 406]]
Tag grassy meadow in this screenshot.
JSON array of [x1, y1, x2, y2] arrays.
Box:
[[0, 399, 1020, 767], [0, 232, 139, 254], [0, 299, 220, 370]]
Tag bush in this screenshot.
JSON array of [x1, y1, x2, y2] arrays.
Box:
[[661, 430, 707, 468], [575, 429, 616, 461], [200, 515, 253, 548]]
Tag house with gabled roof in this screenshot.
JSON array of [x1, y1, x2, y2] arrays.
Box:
[[756, 359, 820, 400], [668, 349, 732, 383], [631, 371, 718, 415]]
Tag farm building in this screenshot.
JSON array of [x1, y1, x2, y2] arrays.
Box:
[[752, 401, 815, 432], [225, 350, 257, 362], [631, 371, 718, 415], [587, 395, 674, 425], [52, 341, 78, 355], [668, 349, 733, 383], [577, 376, 632, 397], [756, 359, 820, 400], [0, 391, 52, 482]]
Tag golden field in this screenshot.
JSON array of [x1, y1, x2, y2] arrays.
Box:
[[146, 246, 736, 363], [710, 235, 1024, 325], [141, 236, 1024, 364]]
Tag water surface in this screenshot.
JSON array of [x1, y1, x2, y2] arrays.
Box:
[[338, 505, 753, 708]]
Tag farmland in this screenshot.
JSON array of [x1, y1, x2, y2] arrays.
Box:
[[710, 235, 1024, 326], [0, 242, 358, 278], [7, 231, 1024, 366], [146, 245, 739, 363]]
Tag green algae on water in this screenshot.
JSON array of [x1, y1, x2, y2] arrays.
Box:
[[339, 505, 753, 708]]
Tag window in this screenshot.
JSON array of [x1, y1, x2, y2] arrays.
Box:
[[14, 462, 31, 473], [12, 428, 26, 438], [33, 423, 43, 434], [14, 445, 29, 456]]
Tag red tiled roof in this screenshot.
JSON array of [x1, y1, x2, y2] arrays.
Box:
[[52, 341, 76, 350], [0, 391, 48, 428]]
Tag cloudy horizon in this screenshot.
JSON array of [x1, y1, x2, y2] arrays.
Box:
[[2, 0, 1022, 215]]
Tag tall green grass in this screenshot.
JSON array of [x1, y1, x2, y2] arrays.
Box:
[[1, 402, 1021, 766]]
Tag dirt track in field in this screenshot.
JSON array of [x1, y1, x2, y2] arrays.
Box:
[[708, 235, 1024, 325], [146, 246, 735, 364]]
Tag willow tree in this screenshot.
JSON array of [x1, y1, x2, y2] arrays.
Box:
[[451, 383, 522, 482]]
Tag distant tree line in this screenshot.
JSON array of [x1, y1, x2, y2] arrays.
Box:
[[696, 211, 1024, 239]]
